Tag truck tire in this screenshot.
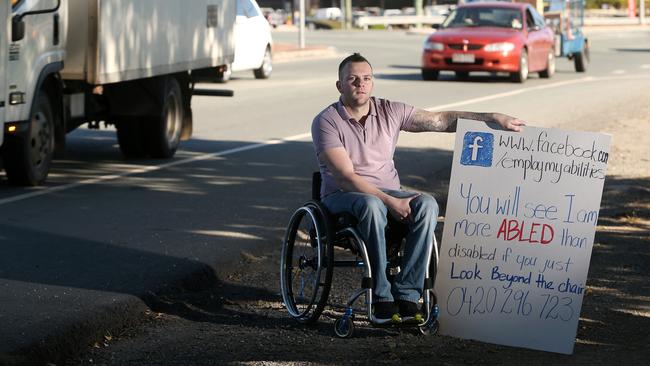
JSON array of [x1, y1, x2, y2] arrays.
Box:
[[253, 46, 273, 79], [2, 92, 55, 186], [116, 118, 147, 159], [146, 76, 184, 158], [574, 41, 589, 72]]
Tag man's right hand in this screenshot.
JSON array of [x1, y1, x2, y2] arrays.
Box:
[[387, 195, 419, 223]]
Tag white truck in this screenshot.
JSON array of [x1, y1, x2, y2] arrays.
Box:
[[1, 0, 235, 185]]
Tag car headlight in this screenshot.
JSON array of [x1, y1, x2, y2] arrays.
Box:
[[424, 41, 445, 51], [484, 42, 515, 52]]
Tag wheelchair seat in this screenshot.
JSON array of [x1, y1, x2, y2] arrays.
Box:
[[280, 172, 439, 338], [311, 172, 409, 257]]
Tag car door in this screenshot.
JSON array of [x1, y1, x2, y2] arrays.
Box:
[[525, 6, 546, 71], [0, 1, 8, 146], [232, 0, 266, 72]]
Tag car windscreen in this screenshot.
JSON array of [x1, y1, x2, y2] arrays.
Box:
[[442, 7, 523, 29]]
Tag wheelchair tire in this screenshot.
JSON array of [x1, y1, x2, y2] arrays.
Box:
[[418, 296, 440, 336], [334, 317, 354, 338], [280, 200, 334, 323], [418, 318, 439, 336]]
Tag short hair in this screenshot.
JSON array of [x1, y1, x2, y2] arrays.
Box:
[[338, 53, 372, 80]]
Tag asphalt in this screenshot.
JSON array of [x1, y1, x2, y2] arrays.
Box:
[[0, 44, 337, 366], [1, 21, 648, 366]]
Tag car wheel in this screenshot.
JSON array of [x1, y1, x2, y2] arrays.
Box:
[[539, 49, 555, 78], [574, 41, 589, 72], [421, 69, 439, 81], [511, 49, 528, 83], [254, 46, 273, 79]]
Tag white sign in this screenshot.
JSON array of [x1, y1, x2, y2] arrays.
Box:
[[434, 119, 611, 354]]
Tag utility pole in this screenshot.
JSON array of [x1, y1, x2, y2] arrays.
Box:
[[345, 0, 352, 29], [299, 0, 305, 48], [641, 0, 646, 25], [415, 0, 423, 28]]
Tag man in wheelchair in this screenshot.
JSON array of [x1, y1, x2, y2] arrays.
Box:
[[311, 53, 525, 324]]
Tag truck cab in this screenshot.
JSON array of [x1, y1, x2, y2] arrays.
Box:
[[1, 0, 66, 185]]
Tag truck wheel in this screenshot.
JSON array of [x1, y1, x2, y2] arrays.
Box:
[[574, 42, 589, 72], [146, 76, 184, 158], [2, 92, 55, 186], [510, 49, 528, 83], [116, 119, 146, 159], [254, 47, 272, 79]]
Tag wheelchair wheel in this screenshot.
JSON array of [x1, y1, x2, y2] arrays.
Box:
[[418, 296, 440, 336], [280, 201, 334, 323], [334, 317, 355, 338]]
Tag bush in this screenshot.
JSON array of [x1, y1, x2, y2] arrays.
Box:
[[586, 0, 650, 10]]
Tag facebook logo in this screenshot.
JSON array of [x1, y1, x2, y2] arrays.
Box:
[[460, 132, 493, 167]]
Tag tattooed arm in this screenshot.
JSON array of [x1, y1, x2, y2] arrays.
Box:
[[406, 109, 526, 133]]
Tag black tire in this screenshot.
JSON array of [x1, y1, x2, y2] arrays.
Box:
[[145, 76, 184, 158], [116, 118, 147, 159], [421, 69, 439, 81], [539, 48, 555, 78], [418, 317, 440, 336], [334, 317, 355, 338], [280, 200, 334, 324], [510, 49, 528, 83], [253, 47, 273, 79], [574, 42, 589, 72], [2, 91, 55, 186]]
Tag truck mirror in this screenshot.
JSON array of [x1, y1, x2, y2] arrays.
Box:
[[12, 15, 25, 42], [11, 0, 61, 42]]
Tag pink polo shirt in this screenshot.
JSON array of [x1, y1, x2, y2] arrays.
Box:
[[311, 97, 416, 198]]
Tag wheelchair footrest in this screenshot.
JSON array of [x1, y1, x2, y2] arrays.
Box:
[[370, 320, 427, 328]]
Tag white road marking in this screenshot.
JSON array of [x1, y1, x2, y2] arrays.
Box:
[[2, 73, 650, 206], [425, 77, 596, 111], [612, 69, 626, 75], [641, 64, 650, 69], [0, 133, 310, 206], [190, 230, 263, 240]]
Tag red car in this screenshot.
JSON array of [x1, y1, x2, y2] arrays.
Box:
[[421, 2, 555, 82]]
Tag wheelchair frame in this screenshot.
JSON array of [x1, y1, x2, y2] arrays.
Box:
[[280, 173, 440, 337]]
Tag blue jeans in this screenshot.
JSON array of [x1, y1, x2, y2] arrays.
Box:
[[322, 189, 439, 304]]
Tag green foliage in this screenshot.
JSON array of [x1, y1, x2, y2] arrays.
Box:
[[586, 0, 650, 10], [307, 19, 341, 30]]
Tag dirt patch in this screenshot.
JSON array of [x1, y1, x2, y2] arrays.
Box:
[[71, 100, 650, 366]]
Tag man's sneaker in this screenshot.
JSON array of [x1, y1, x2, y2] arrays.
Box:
[[398, 300, 424, 324], [373, 301, 400, 324]]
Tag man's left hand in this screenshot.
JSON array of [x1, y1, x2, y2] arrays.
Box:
[[493, 113, 526, 132]]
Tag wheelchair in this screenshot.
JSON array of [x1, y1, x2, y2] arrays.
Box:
[[280, 172, 440, 337]]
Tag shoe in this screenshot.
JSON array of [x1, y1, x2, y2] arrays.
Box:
[[398, 300, 424, 324], [373, 301, 400, 324]]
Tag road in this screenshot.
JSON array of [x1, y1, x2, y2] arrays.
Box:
[[1, 29, 649, 364]]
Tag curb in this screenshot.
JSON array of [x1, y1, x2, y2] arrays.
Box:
[[274, 44, 339, 62], [0, 264, 223, 365]]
